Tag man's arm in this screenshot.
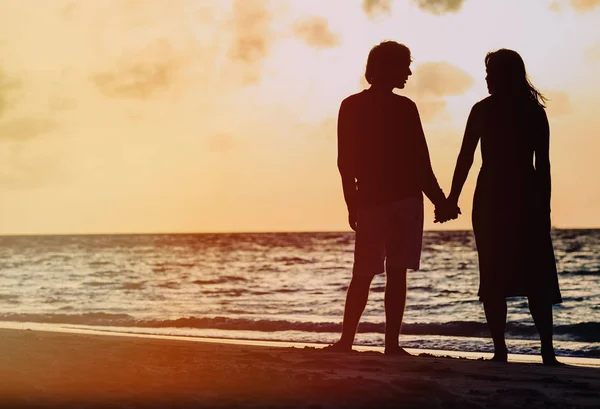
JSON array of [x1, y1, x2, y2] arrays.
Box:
[[337, 100, 358, 230], [411, 102, 446, 208]]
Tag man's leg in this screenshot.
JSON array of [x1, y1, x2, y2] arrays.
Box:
[[384, 267, 409, 355], [331, 273, 375, 350], [528, 296, 561, 365], [325, 203, 383, 352], [483, 297, 508, 362]]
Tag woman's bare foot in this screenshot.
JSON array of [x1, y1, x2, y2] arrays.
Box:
[[542, 348, 563, 366]]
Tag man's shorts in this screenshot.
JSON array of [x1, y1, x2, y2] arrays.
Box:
[[353, 195, 424, 276]]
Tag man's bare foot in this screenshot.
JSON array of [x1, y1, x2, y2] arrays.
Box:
[[384, 346, 411, 356], [489, 354, 508, 363], [322, 341, 353, 353], [542, 356, 563, 366], [489, 348, 508, 363]]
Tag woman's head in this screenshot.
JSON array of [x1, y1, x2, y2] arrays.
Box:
[[365, 41, 412, 89], [484, 48, 546, 107]]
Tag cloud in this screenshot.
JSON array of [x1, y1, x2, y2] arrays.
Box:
[[549, 1, 562, 12], [402, 62, 473, 123], [0, 118, 59, 141], [545, 91, 571, 117], [83, 0, 275, 93], [585, 41, 600, 62], [362, 0, 465, 18], [362, 0, 392, 18], [569, 0, 600, 11], [414, 0, 465, 15], [0, 69, 20, 119], [91, 39, 184, 100], [48, 95, 76, 112], [357, 62, 471, 123], [0, 118, 61, 189], [293, 16, 340, 49], [359, 75, 370, 90], [226, 0, 274, 85], [0, 141, 62, 189], [409, 62, 474, 97], [417, 100, 447, 122], [207, 133, 235, 154], [89, 0, 190, 29], [0, 63, 60, 188], [228, 0, 272, 64], [301, 117, 336, 140], [60, 1, 76, 20]]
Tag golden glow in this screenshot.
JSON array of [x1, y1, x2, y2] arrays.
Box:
[[0, 0, 599, 234]]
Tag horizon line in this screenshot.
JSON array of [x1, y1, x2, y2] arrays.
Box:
[[0, 226, 598, 237]]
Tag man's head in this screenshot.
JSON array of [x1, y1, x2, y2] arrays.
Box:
[[365, 41, 412, 89]]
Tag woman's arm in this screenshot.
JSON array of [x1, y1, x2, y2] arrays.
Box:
[[534, 108, 552, 229], [448, 104, 482, 205]]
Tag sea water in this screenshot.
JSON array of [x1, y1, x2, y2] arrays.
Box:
[[0, 230, 598, 357]]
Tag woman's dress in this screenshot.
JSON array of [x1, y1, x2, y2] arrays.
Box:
[[471, 96, 562, 304]]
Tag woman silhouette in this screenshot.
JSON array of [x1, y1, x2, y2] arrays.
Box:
[[446, 49, 562, 365]]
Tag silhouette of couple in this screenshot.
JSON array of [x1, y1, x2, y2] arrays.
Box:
[[326, 41, 562, 366]]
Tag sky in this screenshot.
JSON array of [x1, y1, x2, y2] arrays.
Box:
[[0, 0, 599, 234]]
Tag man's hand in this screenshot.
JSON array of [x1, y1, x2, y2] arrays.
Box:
[[348, 210, 358, 231], [434, 200, 461, 223]]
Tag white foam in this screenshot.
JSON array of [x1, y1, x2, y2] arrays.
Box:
[[2, 320, 598, 368]]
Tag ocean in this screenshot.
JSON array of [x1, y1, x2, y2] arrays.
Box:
[[0, 230, 598, 357]]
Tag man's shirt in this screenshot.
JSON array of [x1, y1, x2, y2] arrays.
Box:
[[337, 88, 445, 209]]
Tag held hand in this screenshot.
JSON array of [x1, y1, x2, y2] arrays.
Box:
[[434, 207, 458, 223], [443, 203, 461, 222], [434, 200, 461, 223], [348, 210, 358, 231]]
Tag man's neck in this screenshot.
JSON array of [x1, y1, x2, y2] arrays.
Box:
[[369, 84, 394, 94]]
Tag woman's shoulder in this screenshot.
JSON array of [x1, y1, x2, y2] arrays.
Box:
[[528, 99, 547, 115], [465, 97, 493, 119]]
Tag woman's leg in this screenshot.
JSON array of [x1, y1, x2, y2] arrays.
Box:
[[483, 297, 508, 362], [528, 296, 561, 365]]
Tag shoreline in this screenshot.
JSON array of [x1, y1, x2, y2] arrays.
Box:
[[1, 327, 599, 408], [2, 321, 599, 368]]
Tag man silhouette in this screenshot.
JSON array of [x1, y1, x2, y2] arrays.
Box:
[[326, 41, 457, 355]]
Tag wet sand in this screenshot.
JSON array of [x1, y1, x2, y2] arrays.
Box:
[[1, 328, 599, 408]]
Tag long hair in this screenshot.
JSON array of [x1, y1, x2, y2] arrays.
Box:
[[485, 49, 546, 108], [365, 41, 411, 85]]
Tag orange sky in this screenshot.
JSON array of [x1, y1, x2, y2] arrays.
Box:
[[0, 0, 599, 234]]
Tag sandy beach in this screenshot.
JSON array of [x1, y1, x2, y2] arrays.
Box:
[[1, 328, 599, 409]]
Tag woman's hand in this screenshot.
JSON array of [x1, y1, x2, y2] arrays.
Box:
[[434, 199, 461, 223]]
